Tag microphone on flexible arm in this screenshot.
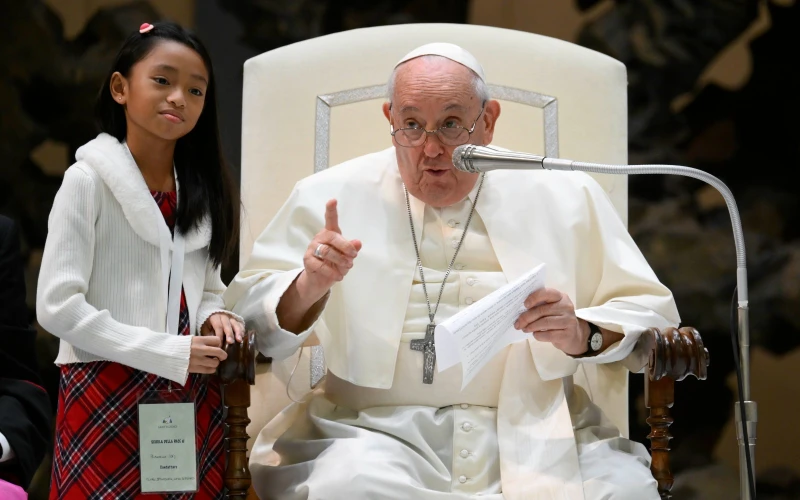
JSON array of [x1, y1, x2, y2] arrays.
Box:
[[453, 143, 757, 500]]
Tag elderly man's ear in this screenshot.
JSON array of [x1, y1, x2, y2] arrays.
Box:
[[382, 102, 392, 123], [480, 100, 501, 145]]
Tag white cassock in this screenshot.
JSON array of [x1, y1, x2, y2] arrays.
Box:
[[224, 147, 681, 500]]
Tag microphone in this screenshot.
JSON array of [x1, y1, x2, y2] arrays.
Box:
[[453, 143, 757, 499], [453, 144, 553, 172]]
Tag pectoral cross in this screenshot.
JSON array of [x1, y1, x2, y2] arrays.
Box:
[[410, 323, 437, 384]]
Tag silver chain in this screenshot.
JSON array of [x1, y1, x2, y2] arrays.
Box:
[[403, 173, 486, 324]]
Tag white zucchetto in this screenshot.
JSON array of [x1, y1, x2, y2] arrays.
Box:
[[395, 42, 486, 82]]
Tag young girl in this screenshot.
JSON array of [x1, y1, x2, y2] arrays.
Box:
[[37, 22, 244, 498]]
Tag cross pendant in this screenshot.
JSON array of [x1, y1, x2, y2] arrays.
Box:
[[410, 323, 437, 384]]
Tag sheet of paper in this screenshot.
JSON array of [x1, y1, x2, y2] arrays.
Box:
[[434, 263, 546, 389]]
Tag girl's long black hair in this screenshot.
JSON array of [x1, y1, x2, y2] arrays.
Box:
[[95, 21, 239, 268]]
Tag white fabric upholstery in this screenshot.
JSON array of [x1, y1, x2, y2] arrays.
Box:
[[240, 23, 631, 449]]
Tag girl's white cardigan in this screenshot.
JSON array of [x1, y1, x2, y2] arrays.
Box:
[[36, 133, 240, 384]]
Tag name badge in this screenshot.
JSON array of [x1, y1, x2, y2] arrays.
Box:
[[138, 390, 198, 494]]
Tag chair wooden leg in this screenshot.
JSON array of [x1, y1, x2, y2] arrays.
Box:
[[218, 330, 257, 498], [646, 374, 675, 499], [223, 375, 252, 499], [641, 326, 710, 499]]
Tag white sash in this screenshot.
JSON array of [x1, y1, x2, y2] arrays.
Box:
[[497, 339, 585, 499], [123, 142, 186, 335], [161, 227, 185, 335], [157, 172, 185, 336]]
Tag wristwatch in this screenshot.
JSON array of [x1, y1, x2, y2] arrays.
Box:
[[586, 322, 604, 354]]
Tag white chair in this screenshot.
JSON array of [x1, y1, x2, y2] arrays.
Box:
[[221, 23, 708, 499]]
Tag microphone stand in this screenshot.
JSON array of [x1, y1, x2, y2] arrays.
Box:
[[456, 147, 758, 498]]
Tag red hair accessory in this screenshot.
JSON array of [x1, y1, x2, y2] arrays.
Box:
[[139, 23, 154, 34]]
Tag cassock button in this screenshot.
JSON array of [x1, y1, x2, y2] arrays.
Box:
[[460, 449, 469, 458], [465, 297, 474, 305], [461, 422, 473, 432], [451, 240, 459, 248], [460, 403, 469, 409], [448, 219, 458, 228], [466, 278, 477, 286], [458, 475, 467, 484]]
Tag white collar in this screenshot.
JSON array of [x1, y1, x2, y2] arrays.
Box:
[[463, 172, 485, 206], [75, 133, 211, 252]]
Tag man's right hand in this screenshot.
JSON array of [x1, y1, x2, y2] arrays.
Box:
[[276, 199, 361, 334], [296, 199, 362, 304], [188, 335, 228, 374]]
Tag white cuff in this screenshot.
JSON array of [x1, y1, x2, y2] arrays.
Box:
[[232, 269, 328, 361], [574, 302, 676, 366]]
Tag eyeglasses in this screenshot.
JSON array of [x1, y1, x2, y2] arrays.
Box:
[[390, 105, 486, 148]]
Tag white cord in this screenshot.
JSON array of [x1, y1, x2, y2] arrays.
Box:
[[285, 348, 305, 404]]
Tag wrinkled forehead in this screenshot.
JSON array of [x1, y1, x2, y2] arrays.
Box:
[[392, 58, 479, 110], [393, 98, 475, 119]]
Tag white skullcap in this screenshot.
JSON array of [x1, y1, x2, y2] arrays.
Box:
[[394, 42, 486, 82]]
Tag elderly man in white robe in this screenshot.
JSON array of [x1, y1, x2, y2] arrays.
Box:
[[224, 43, 680, 500]]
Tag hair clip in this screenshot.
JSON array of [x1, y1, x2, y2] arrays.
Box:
[[139, 23, 154, 34]]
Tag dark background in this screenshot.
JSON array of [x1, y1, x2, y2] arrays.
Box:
[[1, 0, 797, 497]]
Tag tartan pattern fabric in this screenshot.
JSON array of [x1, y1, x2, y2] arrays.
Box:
[[49, 191, 225, 499], [152, 191, 178, 229]]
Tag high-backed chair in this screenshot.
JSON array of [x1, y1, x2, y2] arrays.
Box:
[[219, 24, 709, 500]]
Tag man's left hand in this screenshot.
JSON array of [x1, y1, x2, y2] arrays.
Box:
[[514, 288, 589, 356], [201, 312, 245, 346]]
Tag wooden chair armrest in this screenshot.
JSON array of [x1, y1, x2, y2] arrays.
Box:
[[217, 330, 258, 499], [642, 327, 710, 499]]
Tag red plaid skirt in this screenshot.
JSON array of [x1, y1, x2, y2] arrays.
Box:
[[49, 365, 224, 499], [49, 191, 225, 499]]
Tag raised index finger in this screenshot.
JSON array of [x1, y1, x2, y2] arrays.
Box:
[[325, 199, 341, 234]]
